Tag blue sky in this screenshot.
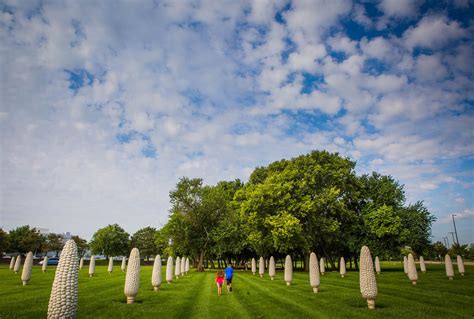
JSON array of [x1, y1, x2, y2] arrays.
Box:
[[1, 0, 473, 243]]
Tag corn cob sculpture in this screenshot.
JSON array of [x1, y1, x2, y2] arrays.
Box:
[[407, 253, 418, 285], [14, 255, 21, 274], [47, 239, 79, 319], [124, 248, 140, 304], [259, 257, 265, 278], [185, 257, 190, 274], [89, 256, 95, 277], [403, 256, 408, 274], [445, 254, 454, 280], [79, 257, 84, 270], [359, 246, 377, 310], [456, 255, 465, 276], [340, 257, 346, 277], [320, 257, 325, 275], [175, 257, 181, 279], [181, 256, 185, 276], [284, 255, 292, 286], [251, 258, 256, 275], [309, 252, 320, 293], [152, 254, 162, 291], [108, 257, 114, 273], [166, 256, 174, 283], [269, 256, 276, 280], [21, 252, 33, 286], [375, 256, 381, 274], [419, 256, 426, 273], [121, 256, 126, 272], [9, 256, 16, 270], [42, 256, 48, 273]]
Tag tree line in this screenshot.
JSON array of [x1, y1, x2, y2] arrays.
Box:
[[1, 151, 471, 269]]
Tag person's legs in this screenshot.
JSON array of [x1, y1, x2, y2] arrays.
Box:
[[218, 283, 222, 296]]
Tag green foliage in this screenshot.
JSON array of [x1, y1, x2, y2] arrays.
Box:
[[364, 205, 402, 238], [89, 224, 130, 257], [45, 233, 64, 256], [449, 243, 469, 256], [0, 229, 8, 256], [71, 235, 88, 257], [8, 225, 45, 254], [131, 227, 158, 259]]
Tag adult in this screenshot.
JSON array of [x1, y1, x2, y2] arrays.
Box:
[[225, 263, 234, 292]]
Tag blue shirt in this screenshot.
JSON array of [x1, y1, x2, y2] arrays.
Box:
[[225, 266, 234, 279]]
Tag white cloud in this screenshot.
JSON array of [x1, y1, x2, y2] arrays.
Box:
[[378, 0, 421, 18], [437, 208, 474, 224]]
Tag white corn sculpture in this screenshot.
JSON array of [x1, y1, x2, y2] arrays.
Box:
[[89, 256, 95, 277], [21, 252, 33, 286], [166, 256, 174, 283], [375, 256, 381, 274], [284, 255, 293, 286], [185, 257, 190, 274], [14, 255, 21, 274], [403, 256, 408, 274], [269, 256, 276, 280], [108, 257, 114, 273], [309, 252, 320, 293], [419, 256, 426, 273], [407, 253, 418, 285], [340, 257, 346, 277], [251, 258, 256, 275], [259, 257, 265, 278], [175, 257, 181, 279], [445, 254, 454, 280], [152, 254, 162, 291], [121, 257, 126, 272], [9, 256, 16, 270], [42, 256, 48, 273], [359, 246, 377, 310], [320, 257, 325, 275], [181, 256, 186, 276], [124, 248, 140, 304], [47, 240, 79, 319], [457, 255, 465, 276], [79, 257, 84, 270]]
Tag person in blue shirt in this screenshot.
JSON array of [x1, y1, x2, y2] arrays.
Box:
[[225, 263, 234, 292]]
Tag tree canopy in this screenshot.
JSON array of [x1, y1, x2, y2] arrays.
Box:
[[89, 224, 130, 257]]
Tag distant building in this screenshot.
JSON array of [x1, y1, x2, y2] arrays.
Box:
[[38, 228, 49, 235]]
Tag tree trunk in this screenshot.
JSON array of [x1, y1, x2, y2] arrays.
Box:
[[197, 251, 205, 271], [303, 252, 309, 271]]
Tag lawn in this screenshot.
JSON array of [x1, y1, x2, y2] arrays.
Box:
[[0, 262, 473, 318]]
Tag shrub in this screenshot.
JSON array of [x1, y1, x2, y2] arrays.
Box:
[[407, 253, 418, 285], [89, 256, 95, 277], [340, 257, 346, 277], [269, 256, 276, 280], [21, 252, 33, 286], [166, 256, 174, 283], [259, 257, 265, 278], [359, 246, 377, 310], [124, 248, 140, 304], [284, 255, 292, 286], [445, 254, 454, 280], [47, 240, 79, 319], [309, 252, 320, 293], [152, 254, 162, 291]]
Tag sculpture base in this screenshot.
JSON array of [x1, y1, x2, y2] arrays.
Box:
[[286, 282, 291, 286], [412, 281, 417, 285], [313, 287, 319, 293], [367, 299, 375, 310], [22, 281, 28, 286], [154, 287, 159, 291], [127, 296, 135, 304]]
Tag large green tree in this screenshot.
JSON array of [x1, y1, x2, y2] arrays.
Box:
[[89, 224, 130, 257], [46, 233, 64, 256], [71, 235, 89, 257], [131, 227, 158, 260], [0, 228, 9, 256], [8, 225, 45, 254]]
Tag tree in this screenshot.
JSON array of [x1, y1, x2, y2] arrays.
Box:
[[431, 241, 448, 260], [131, 227, 158, 260], [449, 243, 469, 257], [71, 235, 88, 257], [46, 233, 64, 256], [0, 228, 9, 256], [89, 224, 130, 257], [8, 225, 45, 254]]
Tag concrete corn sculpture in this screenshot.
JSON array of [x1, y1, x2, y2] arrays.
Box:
[[181, 256, 185, 276], [108, 257, 114, 273], [259, 257, 265, 278], [166, 256, 174, 283], [320, 257, 325, 275], [175, 257, 181, 279], [43, 256, 48, 273], [185, 257, 190, 274], [309, 252, 320, 293], [89, 256, 95, 277], [121, 257, 126, 272], [456, 255, 465, 276], [403, 256, 408, 274], [9, 256, 16, 270], [375, 256, 381, 274], [445, 254, 454, 280], [359, 246, 377, 310], [407, 253, 418, 285], [14, 255, 21, 274], [124, 248, 140, 304], [47, 239, 79, 319], [152, 254, 162, 291], [251, 258, 256, 275], [79, 257, 84, 270], [340, 257, 346, 277], [269, 256, 276, 280], [21, 252, 34, 286], [419, 256, 426, 273], [284, 255, 293, 286]]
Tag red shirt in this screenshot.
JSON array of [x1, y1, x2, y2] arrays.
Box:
[[215, 273, 224, 284]]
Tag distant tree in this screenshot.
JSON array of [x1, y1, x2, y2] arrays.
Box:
[[8, 225, 45, 254], [71, 235, 88, 257], [0, 228, 9, 256], [89, 224, 130, 257], [449, 243, 469, 257], [432, 241, 448, 259], [131, 227, 158, 260], [46, 233, 64, 256], [154, 226, 171, 258]]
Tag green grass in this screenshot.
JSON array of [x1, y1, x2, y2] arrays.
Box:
[[1, 263, 473, 318]]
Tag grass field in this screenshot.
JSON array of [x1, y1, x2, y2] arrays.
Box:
[[1, 262, 473, 318]]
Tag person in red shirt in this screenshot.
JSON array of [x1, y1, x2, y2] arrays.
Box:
[[215, 270, 224, 296]]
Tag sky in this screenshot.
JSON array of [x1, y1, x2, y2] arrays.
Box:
[[0, 0, 473, 244]]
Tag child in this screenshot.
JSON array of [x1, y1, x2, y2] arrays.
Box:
[[215, 270, 224, 296]]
